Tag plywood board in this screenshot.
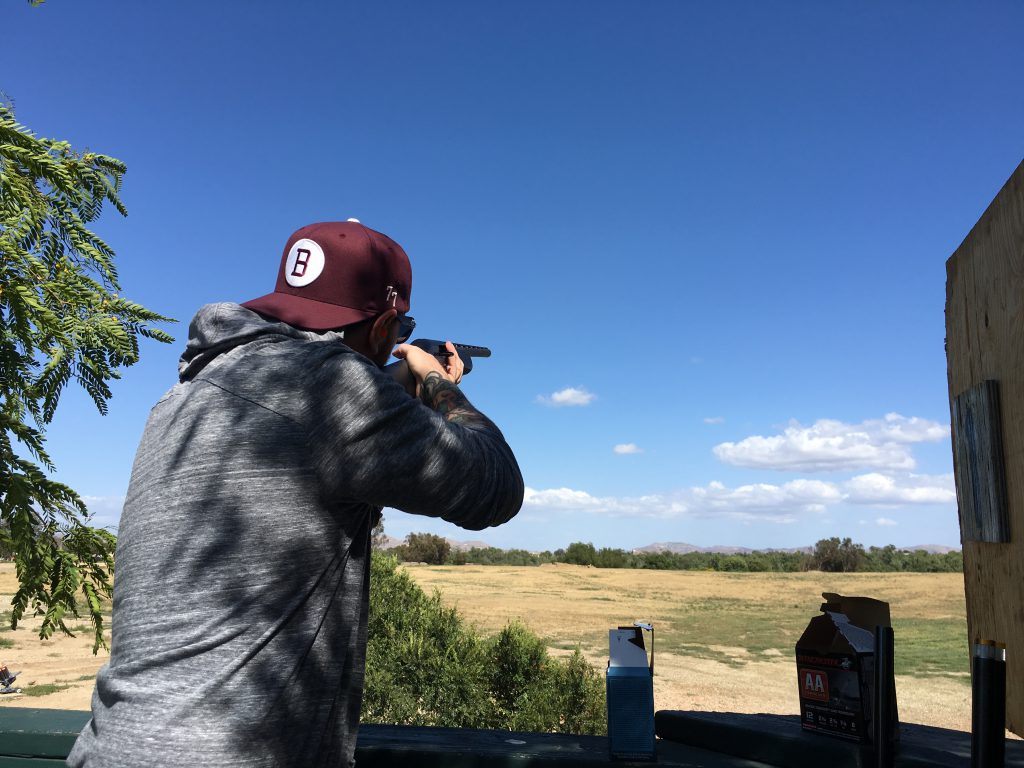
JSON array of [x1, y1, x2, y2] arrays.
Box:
[[945, 157, 1024, 735]]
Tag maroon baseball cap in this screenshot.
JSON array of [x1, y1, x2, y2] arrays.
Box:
[[242, 219, 412, 331]]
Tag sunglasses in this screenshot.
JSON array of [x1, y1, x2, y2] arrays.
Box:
[[396, 314, 416, 344]]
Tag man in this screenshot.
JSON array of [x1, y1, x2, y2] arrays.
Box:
[[69, 220, 524, 767]]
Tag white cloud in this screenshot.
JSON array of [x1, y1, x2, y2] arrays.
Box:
[[536, 387, 596, 407], [81, 494, 125, 530], [613, 443, 642, 455], [524, 487, 604, 510], [704, 417, 725, 425], [712, 413, 949, 472], [523, 486, 679, 518], [844, 473, 955, 506], [690, 479, 841, 522], [524, 478, 840, 523], [523, 466, 957, 528]]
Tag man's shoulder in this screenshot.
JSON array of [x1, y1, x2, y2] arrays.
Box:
[[283, 334, 375, 373], [257, 333, 397, 398]]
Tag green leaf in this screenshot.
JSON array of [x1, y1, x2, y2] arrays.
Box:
[[0, 101, 176, 650]]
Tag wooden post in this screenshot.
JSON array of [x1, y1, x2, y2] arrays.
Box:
[[946, 157, 1024, 736]]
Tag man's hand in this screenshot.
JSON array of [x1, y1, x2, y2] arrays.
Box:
[[394, 341, 498, 431], [392, 341, 464, 396]]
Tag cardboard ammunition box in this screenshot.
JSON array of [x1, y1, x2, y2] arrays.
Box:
[[795, 593, 898, 744]]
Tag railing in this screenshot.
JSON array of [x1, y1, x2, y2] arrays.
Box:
[[0, 708, 1018, 767]]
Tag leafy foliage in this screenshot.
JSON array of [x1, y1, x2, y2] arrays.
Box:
[[862, 544, 963, 573], [486, 622, 606, 733], [392, 532, 451, 565], [381, 524, 961, 574], [455, 547, 556, 566], [562, 541, 597, 566], [363, 554, 606, 734], [0, 104, 173, 651], [805, 537, 866, 572]]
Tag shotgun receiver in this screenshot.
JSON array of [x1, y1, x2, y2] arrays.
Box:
[[409, 339, 491, 374], [384, 339, 492, 395]]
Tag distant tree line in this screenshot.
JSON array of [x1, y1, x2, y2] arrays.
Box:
[[804, 537, 963, 573], [386, 534, 963, 573]]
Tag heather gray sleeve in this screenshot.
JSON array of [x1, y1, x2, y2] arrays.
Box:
[[306, 352, 523, 530]]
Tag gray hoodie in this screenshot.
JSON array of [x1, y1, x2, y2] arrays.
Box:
[[68, 303, 523, 768]]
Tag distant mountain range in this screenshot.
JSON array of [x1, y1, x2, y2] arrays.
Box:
[[379, 537, 959, 555]]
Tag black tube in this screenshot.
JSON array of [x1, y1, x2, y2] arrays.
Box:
[[972, 641, 1006, 768], [874, 625, 895, 768]]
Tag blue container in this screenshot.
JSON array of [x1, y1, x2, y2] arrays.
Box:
[[607, 665, 655, 761]]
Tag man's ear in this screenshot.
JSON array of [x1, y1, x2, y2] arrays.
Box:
[[369, 309, 398, 352]]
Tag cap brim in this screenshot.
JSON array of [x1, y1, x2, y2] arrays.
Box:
[[241, 292, 376, 331]]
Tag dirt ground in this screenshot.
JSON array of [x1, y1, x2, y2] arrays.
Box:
[[0, 564, 109, 710], [0, 562, 983, 736]]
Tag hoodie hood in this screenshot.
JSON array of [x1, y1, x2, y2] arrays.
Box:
[[178, 303, 345, 382]]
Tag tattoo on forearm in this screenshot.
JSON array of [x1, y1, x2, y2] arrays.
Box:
[[421, 372, 498, 431]]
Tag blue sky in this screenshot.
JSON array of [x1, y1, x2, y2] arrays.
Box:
[[4, 2, 1023, 551]]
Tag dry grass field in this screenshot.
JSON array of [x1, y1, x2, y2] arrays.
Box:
[[0, 561, 976, 734], [0, 563, 112, 711], [403, 564, 974, 732]]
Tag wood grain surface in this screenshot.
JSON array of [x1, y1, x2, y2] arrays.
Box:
[[945, 156, 1024, 735], [952, 380, 1009, 542]]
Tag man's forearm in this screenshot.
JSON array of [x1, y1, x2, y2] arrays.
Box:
[[420, 371, 499, 432]]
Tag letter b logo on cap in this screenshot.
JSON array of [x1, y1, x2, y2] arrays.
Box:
[[284, 238, 326, 287]]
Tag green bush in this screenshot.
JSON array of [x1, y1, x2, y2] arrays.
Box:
[[563, 542, 597, 566], [486, 622, 605, 733], [461, 547, 556, 566], [548, 540, 959, 573], [392, 532, 451, 564], [490, 622, 547, 712], [862, 544, 963, 573], [805, 537, 866, 572], [377, 524, 960, 574], [717, 555, 749, 572], [362, 553, 606, 734], [555, 648, 608, 734]]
